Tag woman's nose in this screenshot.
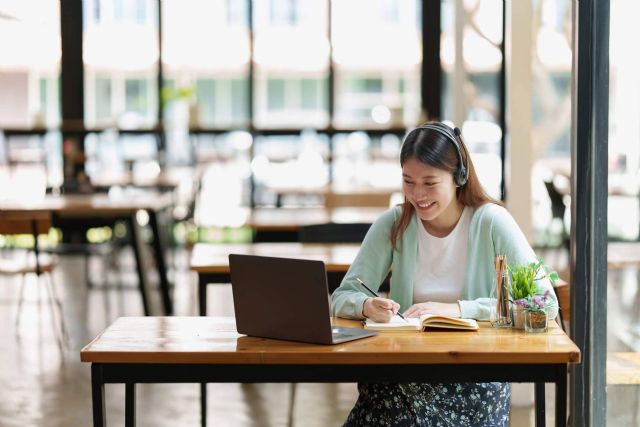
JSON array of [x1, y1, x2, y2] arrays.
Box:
[[411, 186, 428, 199]]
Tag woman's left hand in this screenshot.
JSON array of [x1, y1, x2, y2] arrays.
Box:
[[403, 302, 461, 318]]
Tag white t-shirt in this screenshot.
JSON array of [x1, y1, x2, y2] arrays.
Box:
[[413, 207, 471, 304]]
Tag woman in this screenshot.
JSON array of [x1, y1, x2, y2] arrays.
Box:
[[331, 121, 558, 426]]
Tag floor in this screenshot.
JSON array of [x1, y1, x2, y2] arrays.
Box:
[[0, 244, 636, 426]]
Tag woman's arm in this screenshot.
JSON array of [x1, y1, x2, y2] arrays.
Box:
[[457, 205, 559, 320], [331, 209, 397, 319], [485, 206, 558, 320]]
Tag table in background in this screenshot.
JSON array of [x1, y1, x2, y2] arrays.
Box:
[[190, 242, 360, 315], [89, 166, 197, 192], [0, 193, 175, 315], [81, 316, 581, 427]]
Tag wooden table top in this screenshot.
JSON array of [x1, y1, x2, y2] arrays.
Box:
[[0, 193, 173, 216], [90, 167, 196, 189], [248, 206, 386, 231], [190, 242, 360, 273], [80, 316, 581, 365]]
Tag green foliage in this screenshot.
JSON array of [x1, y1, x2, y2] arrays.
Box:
[[509, 258, 558, 301], [160, 86, 194, 105]]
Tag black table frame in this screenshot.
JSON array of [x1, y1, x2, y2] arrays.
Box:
[[90, 362, 567, 427], [54, 207, 173, 315]]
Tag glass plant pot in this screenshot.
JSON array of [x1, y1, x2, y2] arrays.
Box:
[[512, 305, 525, 330], [524, 310, 548, 333]]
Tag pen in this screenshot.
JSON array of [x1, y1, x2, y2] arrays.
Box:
[[356, 277, 408, 322]]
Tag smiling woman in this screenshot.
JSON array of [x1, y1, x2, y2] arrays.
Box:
[[391, 122, 499, 245], [331, 121, 559, 426]]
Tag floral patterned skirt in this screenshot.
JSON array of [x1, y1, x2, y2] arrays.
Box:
[[343, 382, 511, 427]]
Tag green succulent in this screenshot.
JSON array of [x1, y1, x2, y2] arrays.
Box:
[[508, 258, 558, 301]]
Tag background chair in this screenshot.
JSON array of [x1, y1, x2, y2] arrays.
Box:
[[553, 278, 570, 333], [544, 179, 570, 249], [298, 222, 372, 244], [0, 210, 68, 352]]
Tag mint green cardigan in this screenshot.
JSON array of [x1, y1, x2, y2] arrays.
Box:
[[331, 203, 558, 321]]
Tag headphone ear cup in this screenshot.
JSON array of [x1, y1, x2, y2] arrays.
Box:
[[455, 166, 468, 186]]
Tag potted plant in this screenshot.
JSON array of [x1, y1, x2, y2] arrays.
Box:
[[509, 259, 558, 329], [522, 290, 554, 333]]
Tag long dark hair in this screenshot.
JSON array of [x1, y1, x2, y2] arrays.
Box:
[[390, 122, 502, 249]]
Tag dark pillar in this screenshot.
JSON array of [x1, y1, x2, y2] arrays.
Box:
[[570, 0, 609, 425]]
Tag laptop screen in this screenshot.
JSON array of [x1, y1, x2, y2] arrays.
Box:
[[229, 254, 335, 344]]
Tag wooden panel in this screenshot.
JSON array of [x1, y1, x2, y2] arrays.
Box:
[[607, 352, 640, 385], [0, 211, 51, 234], [554, 278, 571, 319], [80, 316, 581, 365], [325, 192, 392, 208], [189, 242, 359, 273]]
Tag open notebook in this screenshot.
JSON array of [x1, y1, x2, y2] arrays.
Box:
[[364, 314, 479, 331]]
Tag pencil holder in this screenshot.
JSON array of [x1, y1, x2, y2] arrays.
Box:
[[490, 265, 513, 328]]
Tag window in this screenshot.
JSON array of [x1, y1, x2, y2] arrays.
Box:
[[269, 0, 297, 26], [301, 78, 322, 110], [332, 0, 421, 128], [227, 0, 248, 26], [125, 78, 149, 116], [441, 0, 504, 199], [83, 0, 158, 127], [267, 79, 286, 110], [95, 77, 112, 120], [344, 77, 384, 94]]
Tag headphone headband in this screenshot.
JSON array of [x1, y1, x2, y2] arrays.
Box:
[[415, 122, 469, 186]]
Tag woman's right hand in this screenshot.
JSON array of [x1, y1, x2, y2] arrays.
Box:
[[363, 297, 401, 322]]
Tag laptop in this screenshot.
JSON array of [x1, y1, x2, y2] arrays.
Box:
[[228, 254, 378, 345]]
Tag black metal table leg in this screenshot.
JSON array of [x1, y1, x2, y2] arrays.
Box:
[[92, 364, 106, 427], [125, 383, 136, 427], [555, 365, 568, 427], [199, 274, 207, 316], [148, 210, 173, 315], [535, 382, 546, 427], [199, 275, 208, 425], [201, 382, 207, 427], [126, 217, 151, 316]]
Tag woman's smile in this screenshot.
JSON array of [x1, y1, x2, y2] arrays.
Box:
[[415, 200, 437, 212]]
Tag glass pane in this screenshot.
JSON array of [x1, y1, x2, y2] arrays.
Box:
[[83, 0, 159, 128], [0, 0, 61, 127], [0, 1, 62, 190], [253, 0, 329, 128], [161, 0, 250, 128], [95, 76, 112, 120], [608, 1, 640, 424], [125, 78, 149, 115], [529, 0, 572, 247], [332, 0, 421, 128], [267, 78, 286, 110], [441, 0, 503, 199]]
